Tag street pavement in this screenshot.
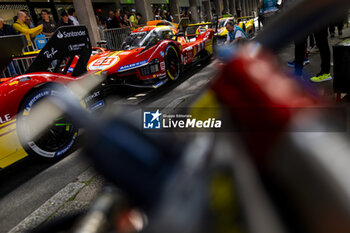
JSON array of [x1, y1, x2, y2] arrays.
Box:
[[1, 60, 216, 233], [2, 25, 350, 233], [278, 26, 350, 100]]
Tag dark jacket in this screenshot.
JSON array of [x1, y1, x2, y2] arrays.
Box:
[[0, 23, 18, 36], [107, 16, 124, 29], [56, 19, 73, 28]]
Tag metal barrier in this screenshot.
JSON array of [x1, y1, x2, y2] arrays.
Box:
[[1, 54, 37, 78], [1, 36, 50, 78], [2, 28, 129, 78], [102, 27, 131, 50]]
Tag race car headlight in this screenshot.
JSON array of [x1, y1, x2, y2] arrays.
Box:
[[140, 59, 159, 76]]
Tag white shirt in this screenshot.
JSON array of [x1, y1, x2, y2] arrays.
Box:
[[69, 16, 79, 26]]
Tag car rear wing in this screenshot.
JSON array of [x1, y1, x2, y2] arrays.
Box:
[[236, 16, 255, 21], [25, 25, 92, 77], [185, 22, 215, 37]]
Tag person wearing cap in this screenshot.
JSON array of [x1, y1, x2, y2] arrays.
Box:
[[129, 9, 140, 30], [96, 9, 107, 28], [56, 11, 73, 28]]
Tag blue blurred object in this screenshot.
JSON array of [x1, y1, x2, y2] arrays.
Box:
[[34, 34, 47, 50]]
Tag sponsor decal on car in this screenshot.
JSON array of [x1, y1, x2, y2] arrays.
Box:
[[55, 132, 77, 157], [160, 51, 165, 57], [88, 100, 105, 111], [57, 30, 86, 39], [0, 114, 11, 124], [160, 61, 165, 71], [25, 90, 51, 111], [88, 56, 120, 71], [118, 59, 148, 72], [84, 90, 101, 103], [44, 48, 58, 58], [68, 43, 85, 51]]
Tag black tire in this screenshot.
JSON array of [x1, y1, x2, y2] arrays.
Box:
[[165, 45, 180, 81], [17, 85, 78, 159]]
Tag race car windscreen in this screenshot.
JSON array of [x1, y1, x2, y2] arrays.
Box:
[[121, 28, 174, 50], [121, 31, 149, 50]]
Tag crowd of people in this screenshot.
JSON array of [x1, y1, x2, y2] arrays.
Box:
[[228, 0, 347, 83], [94, 7, 179, 31], [95, 8, 142, 30], [0, 9, 79, 51], [0, 6, 179, 51]]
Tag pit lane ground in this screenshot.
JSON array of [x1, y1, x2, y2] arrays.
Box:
[[0, 58, 218, 233], [2, 25, 350, 233]]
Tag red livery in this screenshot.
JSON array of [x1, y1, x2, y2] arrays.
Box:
[[0, 26, 96, 169], [87, 24, 215, 88]]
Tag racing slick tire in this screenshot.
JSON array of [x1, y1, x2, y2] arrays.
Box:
[[17, 85, 78, 160], [165, 45, 181, 81]]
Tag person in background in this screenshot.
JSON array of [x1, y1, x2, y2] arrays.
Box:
[[257, 0, 279, 26], [236, 7, 241, 18], [161, 10, 167, 20], [56, 11, 73, 28], [96, 9, 106, 27], [113, 9, 124, 28], [0, 18, 17, 36], [166, 11, 174, 22], [96, 16, 105, 30], [21, 9, 35, 28], [129, 9, 141, 30], [136, 13, 143, 26], [329, 15, 345, 38], [225, 21, 248, 45], [155, 10, 162, 20], [122, 13, 131, 28], [38, 10, 56, 37], [180, 9, 185, 18], [68, 8, 79, 26], [13, 11, 42, 51], [288, 36, 309, 76], [310, 25, 332, 82], [106, 10, 115, 29]]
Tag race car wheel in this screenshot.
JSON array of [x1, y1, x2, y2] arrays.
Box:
[[17, 85, 78, 160], [165, 45, 180, 80]]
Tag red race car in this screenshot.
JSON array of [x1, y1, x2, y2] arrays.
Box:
[[0, 26, 100, 169], [87, 23, 215, 88]]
